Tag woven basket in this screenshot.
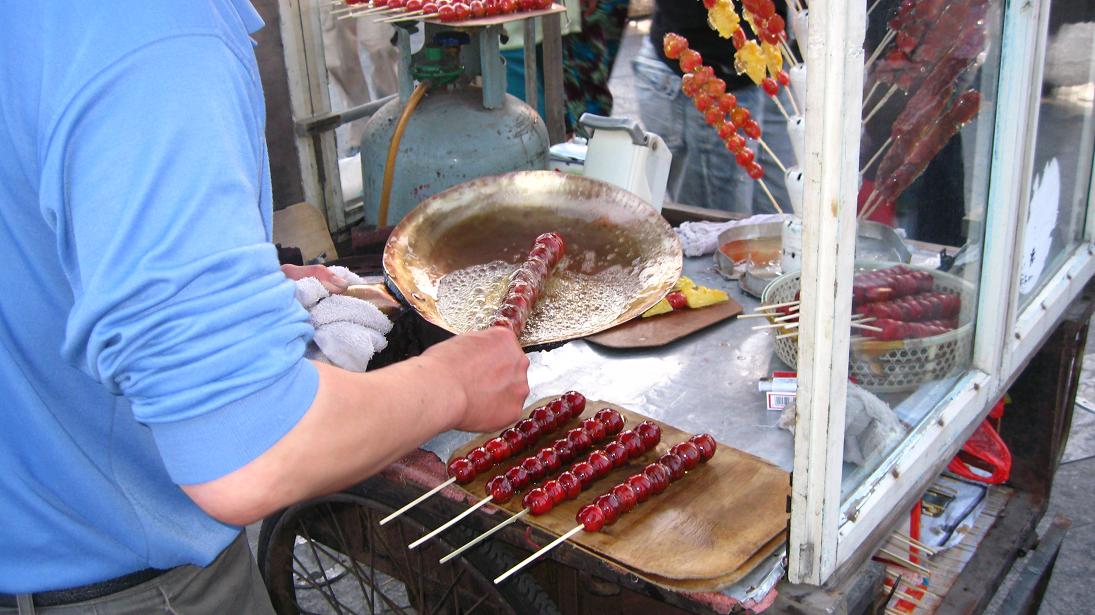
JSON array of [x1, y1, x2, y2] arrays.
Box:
[[761, 263, 975, 393]]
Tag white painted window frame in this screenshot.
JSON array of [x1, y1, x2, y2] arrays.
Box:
[[789, 0, 1095, 585]]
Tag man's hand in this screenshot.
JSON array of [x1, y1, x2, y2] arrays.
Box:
[[281, 263, 349, 294], [422, 327, 530, 433]]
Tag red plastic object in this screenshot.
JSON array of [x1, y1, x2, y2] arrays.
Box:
[[947, 416, 1012, 484], [857, 179, 896, 226]]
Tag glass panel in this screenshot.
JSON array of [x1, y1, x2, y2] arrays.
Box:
[[1017, 0, 1095, 308], [842, 0, 1006, 498]]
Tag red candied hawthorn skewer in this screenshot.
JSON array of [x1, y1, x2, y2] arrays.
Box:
[[439, 417, 658, 563], [380, 0, 553, 23], [663, 32, 787, 213], [410, 407, 627, 549], [494, 434, 717, 584], [488, 231, 566, 338], [379, 391, 587, 526]]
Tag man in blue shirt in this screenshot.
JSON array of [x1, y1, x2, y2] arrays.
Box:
[[0, 1, 529, 611]]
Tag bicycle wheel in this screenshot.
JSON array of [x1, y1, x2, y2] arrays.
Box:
[[257, 489, 560, 615]]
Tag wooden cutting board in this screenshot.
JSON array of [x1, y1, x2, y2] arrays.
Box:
[[451, 398, 789, 589], [584, 299, 743, 349]]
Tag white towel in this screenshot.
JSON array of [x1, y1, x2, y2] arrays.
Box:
[[675, 213, 793, 257], [293, 266, 393, 372]]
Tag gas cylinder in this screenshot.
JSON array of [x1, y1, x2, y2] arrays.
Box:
[[359, 27, 549, 226]]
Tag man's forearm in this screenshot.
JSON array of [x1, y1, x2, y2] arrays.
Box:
[[182, 358, 465, 526]]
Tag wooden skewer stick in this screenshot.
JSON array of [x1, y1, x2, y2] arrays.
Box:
[[382, 11, 440, 22], [377, 9, 425, 22], [754, 299, 800, 311], [783, 86, 801, 116], [737, 311, 784, 319], [494, 525, 584, 584], [379, 477, 456, 525], [776, 330, 798, 340], [757, 179, 785, 214], [861, 136, 892, 176], [859, 191, 885, 221], [779, 40, 800, 68], [758, 138, 789, 174], [863, 85, 897, 124], [851, 316, 877, 324], [752, 321, 799, 331], [339, 6, 399, 19], [440, 509, 530, 564], [879, 548, 932, 575], [865, 30, 896, 71], [867, 0, 885, 18], [333, 2, 389, 15], [894, 532, 936, 553], [774, 312, 799, 322], [409, 495, 495, 549], [851, 322, 883, 332], [887, 537, 935, 560], [863, 81, 881, 110], [770, 95, 792, 122]]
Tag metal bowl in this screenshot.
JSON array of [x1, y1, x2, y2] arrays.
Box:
[[383, 171, 683, 346]]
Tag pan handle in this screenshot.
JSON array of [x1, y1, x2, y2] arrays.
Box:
[[345, 279, 405, 318]]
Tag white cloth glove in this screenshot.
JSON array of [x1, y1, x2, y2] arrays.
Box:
[[675, 213, 793, 257], [293, 266, 393, 372]]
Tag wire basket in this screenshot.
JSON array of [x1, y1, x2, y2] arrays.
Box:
[[761, 263, 976, 393]]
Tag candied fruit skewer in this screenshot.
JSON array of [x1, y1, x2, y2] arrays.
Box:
[[493, 434, 718, 584], [439, 420, 662, 563], [488, 231, 566, 337], [666, 32, 786, 213], [408, 407, 626, 549], [378, 391, 586, 526]]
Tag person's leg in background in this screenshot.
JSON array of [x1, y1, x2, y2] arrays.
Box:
[[733, 87, 794, 214], [633, 38, 692, 205], [563, 0, 631, 134]]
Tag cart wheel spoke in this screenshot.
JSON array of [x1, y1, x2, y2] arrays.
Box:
[[426, 568, 467, 615], [291, 548, 352, 615]]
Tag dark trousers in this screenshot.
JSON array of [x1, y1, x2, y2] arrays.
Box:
[[1, 533, 275, 615]]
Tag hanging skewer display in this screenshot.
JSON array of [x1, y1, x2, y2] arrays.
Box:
[[335, 0, 558, 24], [378, 390, 587, 525], [493, 434, 718, 584], [663, 32, 788, 214], [439, 420, 663, 563], [859, 0, 990, 220], [407, 408, 629, 549]]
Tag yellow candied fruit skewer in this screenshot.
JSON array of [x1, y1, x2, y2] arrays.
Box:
[[733, 40, 767, 85], [707, 0, 740, 39], [761, 41, 783, 78]]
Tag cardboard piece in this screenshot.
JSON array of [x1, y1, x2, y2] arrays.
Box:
[[272, 202, 338, 262], [584, 299, 743, 349]]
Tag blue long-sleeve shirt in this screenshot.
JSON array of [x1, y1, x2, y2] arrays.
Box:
[[0, 1, 319, 592]]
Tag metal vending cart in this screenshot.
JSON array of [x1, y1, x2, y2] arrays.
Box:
[[252, 0, 1095, 612]]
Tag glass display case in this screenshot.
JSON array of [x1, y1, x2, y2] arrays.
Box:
[[789, 0, 1095, 586]]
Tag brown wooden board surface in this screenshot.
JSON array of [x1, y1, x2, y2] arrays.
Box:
[[450, 398, 788, 590], [583, 299, 743, 349]]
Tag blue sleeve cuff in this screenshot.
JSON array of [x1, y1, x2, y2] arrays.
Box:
[[150, 359, 319, 485]]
